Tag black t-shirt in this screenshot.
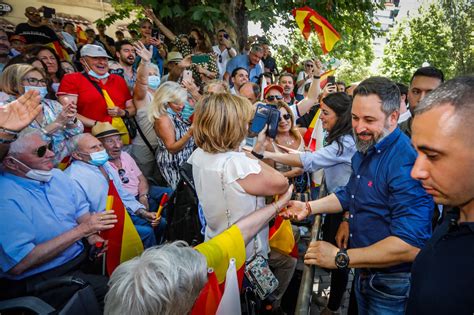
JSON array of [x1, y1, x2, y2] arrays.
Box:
[[406, 209, 474, 315], [15, 23, 59, 44], [296, 103, 320, 128]]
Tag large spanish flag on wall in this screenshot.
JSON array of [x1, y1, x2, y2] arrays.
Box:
[[292, 6, 341, 54], [103, 180, 143, 275]]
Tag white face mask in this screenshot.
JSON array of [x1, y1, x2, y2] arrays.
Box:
[[10, 157, 53, 182]]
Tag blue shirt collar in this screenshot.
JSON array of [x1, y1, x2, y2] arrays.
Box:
[[3, 171, 47, 189]]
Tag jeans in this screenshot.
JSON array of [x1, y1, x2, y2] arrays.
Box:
[[135, 185, 173, 245], [355, 270, 410, 315]]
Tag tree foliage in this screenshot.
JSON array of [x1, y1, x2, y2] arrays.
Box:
[[381, 1, 473, 83]]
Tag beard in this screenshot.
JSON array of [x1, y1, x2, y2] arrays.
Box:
[[353, 122, 392, 154]]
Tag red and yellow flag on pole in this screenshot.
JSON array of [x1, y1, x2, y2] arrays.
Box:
[[292, 6, 341, 54], [102, 180, 143, 275], [76, 25, 88, 45]]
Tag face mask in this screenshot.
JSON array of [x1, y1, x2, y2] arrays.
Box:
[[188, 37, 197, 48], [84, 60, 110, 80], [89, 149, 109, 166], [10, 157, 53, 182], [24, 86, 48, 100], [148, 75, 161, 90]]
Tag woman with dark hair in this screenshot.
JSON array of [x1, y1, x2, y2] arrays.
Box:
[[26, 45, 65, 92], [254, 92, 356, 314], [137, 19, 164, 76]]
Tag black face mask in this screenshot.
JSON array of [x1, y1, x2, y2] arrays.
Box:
[[188, 37, 197, 48]]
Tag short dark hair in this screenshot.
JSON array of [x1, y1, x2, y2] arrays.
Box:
[[396, 82, 408, 97], [353, 76, 400, 116], [115, 40, 133, 52], [115, 30, 124, 36], [336, 81, 346, 88], [231, 67, 248, 78], [279, 72, 294, 83], [63, 22, 74, 29], [410, 66, 444, 84], [217, 29, 227, 34]]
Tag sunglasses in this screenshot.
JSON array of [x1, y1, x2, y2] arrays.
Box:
[[35, 143, 53, 157], [266, 95, 283, 101], [218, 55, 222, 63], [118, 168, 129, 184], [279, 113, 291, 121], [305, 64, 314, 68]]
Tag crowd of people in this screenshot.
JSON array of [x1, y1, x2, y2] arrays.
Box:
[[0, 5, 473, 315]]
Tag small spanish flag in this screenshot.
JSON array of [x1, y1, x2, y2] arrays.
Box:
[[102, 180, 144, 275], [76, 25, 88, 45], [292, 6, 341, 54], [319, 69, 337, 89]]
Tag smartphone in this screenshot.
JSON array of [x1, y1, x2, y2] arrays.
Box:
[[152, 28, 160, 38], [224, 33, 229, 40], [183, 70, 193, 81], [327, 75, 336, 86], [191, 54, 211, 64], [158, 34, 165, 42], [267, 108, 281, 139], [43, 6, 55, 18], [249, 104, 271, 135]]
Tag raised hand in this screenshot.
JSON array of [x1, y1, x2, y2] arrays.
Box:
[[134, 40, 153, 63], [0, 90, 41, 131]]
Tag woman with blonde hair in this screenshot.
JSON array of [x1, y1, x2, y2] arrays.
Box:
[[148, 81, 194, 189], [0, 64, 83, 165], [189, 93, 288, 260]]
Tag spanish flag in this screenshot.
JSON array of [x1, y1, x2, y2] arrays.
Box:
[[292, 6, 341, 54], [47, 41, 71, 62], [319, 69, 337, 89], [191, 225, 246, 315], [103, 180, 144, 275], [269, 215, 298, 258], [76, 25, 88, 45]]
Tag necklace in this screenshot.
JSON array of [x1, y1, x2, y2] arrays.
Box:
[[277, 135, 295, 147]]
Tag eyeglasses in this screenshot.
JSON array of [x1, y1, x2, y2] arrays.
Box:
[[118, 168, 129, 184], [22, 77, 48, 87], [279, 113, 291, 121], [305, 64, 314, 68], [266, 95, 283, 101], [35, 143, 53, 157]]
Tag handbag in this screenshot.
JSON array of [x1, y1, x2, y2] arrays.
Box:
[[219, 157, 279, 300]]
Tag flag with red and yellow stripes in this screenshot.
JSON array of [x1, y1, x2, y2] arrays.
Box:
[[292, 6, 341, 54], [102, 179, 143, 275], [76, 25, 88, 45]]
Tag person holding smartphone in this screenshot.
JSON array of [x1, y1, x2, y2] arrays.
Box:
[[212, 29, 237, 80], [15, 7, 62, 45]]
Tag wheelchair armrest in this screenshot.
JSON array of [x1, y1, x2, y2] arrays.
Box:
[[0, 296, 55, 314], [30, 276, 88, 295]]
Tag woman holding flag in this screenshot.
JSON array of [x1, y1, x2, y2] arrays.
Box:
[[254, 92, 356, 313]]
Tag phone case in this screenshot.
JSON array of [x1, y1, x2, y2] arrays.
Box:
[[249, 104, 270, 134], [267, 108, 280, 139]]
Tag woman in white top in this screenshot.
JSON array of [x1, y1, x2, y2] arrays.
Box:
[[131, 41, 162, 182], [188, 93, 288, 260], [295, 59, 315, 101]]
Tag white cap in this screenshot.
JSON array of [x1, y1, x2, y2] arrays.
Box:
[[80, 44, 110, 58]]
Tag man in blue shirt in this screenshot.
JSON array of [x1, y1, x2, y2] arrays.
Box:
[[407, 76, 474, 314], [65, 133, 158, 248], [224, 44, 263, 84], [283, 77, 434, 314], [0, 130, 117, 309]]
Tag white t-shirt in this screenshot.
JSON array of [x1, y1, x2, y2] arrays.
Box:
[[188, 148, 269, 259], [213, 45, 237, 80], [296, 71, 312, 95]]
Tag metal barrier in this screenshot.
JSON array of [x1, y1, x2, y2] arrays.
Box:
[[294, 182, 327, 315]]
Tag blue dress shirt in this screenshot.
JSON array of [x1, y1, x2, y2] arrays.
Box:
[[64, 161, 145, 214], [0, 170, 89, 280], [334, 128, 434, 272], [300, 134, 356, 193], [225, 54, 262, 83]]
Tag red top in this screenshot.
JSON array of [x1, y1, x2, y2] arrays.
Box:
[[58, 73, 132, 132]]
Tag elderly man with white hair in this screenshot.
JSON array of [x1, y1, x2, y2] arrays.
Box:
[[0, 129, 117, 310]]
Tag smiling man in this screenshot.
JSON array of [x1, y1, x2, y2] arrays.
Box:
[[58, 44, 136, 143], [283, 77, 434, 314], [406, 76, 474, 315]]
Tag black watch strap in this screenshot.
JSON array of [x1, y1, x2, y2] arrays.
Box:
[[251, 151, 264, 160]]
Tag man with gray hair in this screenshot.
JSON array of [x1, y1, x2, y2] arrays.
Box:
[[0, 129, 117, 309], [283, 77, 434, 314], [407, 76, 474, 314], [224, 44, 263, 84]]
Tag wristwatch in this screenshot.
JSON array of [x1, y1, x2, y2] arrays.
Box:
[[335, 248, 350, 269]]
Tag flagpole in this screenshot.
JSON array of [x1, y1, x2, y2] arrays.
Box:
[[102, 252, 106, 276]]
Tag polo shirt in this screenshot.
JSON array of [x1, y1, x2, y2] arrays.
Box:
[[0, 170, 89, 280], [58, 73, 131, 132], [406, 209, 474, 315], [225, 54, 262, 84], [335, 128, 434, 273]]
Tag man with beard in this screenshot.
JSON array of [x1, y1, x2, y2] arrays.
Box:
[[278, 72, 295, 105], [0, 30, 11, 72], [282, 77, 434, 314], [14, 7, 61, 45], [109, 40, 137, 91]]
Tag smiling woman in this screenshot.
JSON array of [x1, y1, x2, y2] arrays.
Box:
[[26, 45, 65, 89]]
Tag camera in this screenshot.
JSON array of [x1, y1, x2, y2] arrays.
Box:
[[249, 103, 281, 139]]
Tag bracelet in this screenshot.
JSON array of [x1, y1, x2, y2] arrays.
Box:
[[305, 201, 312, 217], [342, 217, 350, 223], [0, 127, 19, 136], [251, 150, 264, 160], [313, 75, 321, 79]]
